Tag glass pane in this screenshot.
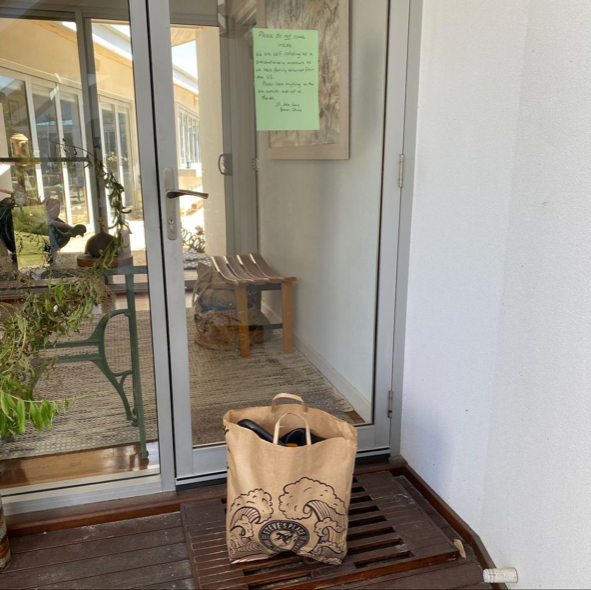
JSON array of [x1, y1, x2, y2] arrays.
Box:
[[117, 107, 137, 212], [0, 13, 160, 491], [0, 75, 38, 202], [60, 91, 90, 225], [32, 84, 65, 208], [172, 25, 225, 268], [168, 0, 387, 448], [100, 103, 119, 177]]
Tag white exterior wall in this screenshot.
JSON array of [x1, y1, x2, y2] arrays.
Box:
[[401, 1, 591, 588]]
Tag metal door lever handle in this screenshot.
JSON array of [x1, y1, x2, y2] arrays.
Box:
[[166, 189, 209, 199], [163, 167, 208, 241]]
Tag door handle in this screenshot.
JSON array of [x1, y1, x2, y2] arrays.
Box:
[[163, 168, 208, 241], [166, 189, 209, 199]]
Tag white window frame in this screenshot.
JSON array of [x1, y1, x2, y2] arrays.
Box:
[[98, 94, 139, 219], [175, 102, 200, 171], [0, 64, 93, 228]]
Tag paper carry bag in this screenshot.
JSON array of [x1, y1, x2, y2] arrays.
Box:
[[224, 393, 358, 565]]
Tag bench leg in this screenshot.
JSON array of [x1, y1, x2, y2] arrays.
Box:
[[235, 284, 250, 357], [281, 282, 294, 353]]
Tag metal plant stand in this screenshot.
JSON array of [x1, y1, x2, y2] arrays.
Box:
[[48, 265, 148, 458], [4, 261, 150, 459]]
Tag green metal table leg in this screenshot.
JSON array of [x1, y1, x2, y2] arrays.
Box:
[[53, 312, 134, 422], [34, 266, 148, 460], [125, 272, 147, 459]]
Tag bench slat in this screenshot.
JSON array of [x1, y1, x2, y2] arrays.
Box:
[[210, 256, 242, 286], [225, 256, 266, 285], [249, 253, 297, 283], [236, 254, 280, 283]]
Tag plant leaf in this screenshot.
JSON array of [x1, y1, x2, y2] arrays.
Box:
[[0, 393, 8, 415], [29, 403, 43, 432], [16, 398, 26, 433]]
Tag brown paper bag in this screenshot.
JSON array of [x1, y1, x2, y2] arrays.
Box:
[[224, 393, 358, 565]]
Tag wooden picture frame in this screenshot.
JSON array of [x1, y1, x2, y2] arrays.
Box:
[[257, 0, 350, 160]]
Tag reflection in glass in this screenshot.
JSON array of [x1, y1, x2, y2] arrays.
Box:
[[32, 85, 65, 207], [117, 107, 137, 213], [60, 91, 90, 225], [0, 75, 38, 199], [101, 104, 119, 177], [0, 15, 160, 489]]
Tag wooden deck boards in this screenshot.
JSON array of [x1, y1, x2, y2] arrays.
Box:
[[0, 470, 489, 590], [0, 513, 194, 590]]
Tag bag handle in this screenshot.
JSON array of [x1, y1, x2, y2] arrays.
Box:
[[273, 412, 312, 446], [271, 393, 308, 413]]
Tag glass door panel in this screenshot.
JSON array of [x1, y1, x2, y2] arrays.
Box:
[[0, 10, 162, 493], [168, 20, 236, 452], [140, 0, 400, 484], [172, 26, 226, 269], [100, 103, 119, 176]]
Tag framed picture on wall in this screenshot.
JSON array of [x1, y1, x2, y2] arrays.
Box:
[[257, 0, 350, 160]]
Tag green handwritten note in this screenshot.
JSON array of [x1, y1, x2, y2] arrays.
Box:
[[253, 28, 320, 131]]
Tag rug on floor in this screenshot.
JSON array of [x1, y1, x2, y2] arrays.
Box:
[[1, 308, 354, 459]]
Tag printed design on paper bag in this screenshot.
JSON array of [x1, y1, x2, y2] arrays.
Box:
[[228, 489, 274, 559], [259, 520, 309, 552], [278, 477, 348, 564]]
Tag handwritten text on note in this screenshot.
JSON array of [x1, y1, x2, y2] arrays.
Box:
[[253, 28, 320, 131]]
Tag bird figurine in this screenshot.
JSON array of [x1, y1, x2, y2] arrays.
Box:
[[44, 198, 86, 261]]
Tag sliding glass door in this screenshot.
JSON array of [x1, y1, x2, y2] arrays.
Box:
[[0, 0, 408, 500], [132, 0, 409, 485], [0, 6, 164, 499]]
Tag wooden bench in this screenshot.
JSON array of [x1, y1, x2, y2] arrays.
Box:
[[209, 253, 296, 357]]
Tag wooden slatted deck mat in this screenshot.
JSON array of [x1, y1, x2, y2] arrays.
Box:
[[181, 472, 461, 590]]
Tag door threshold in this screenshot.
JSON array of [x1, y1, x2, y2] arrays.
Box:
[[6, 456, 405, 535], [3, 473, 164, 519]]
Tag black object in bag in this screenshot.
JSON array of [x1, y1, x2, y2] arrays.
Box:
[[238, 419, 326, 446]]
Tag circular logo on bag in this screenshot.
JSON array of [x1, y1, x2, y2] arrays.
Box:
[[259, 520, 309, 552]]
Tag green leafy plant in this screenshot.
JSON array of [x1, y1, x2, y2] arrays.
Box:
[[0, 275, 108, 436], [0, 142, 127, 439], [63, 142, 131, 266]]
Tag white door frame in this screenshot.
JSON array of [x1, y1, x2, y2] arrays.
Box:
[[0, 0, 423, 511], [139, 0, 413, 486], [389, 0, 423, 454]]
